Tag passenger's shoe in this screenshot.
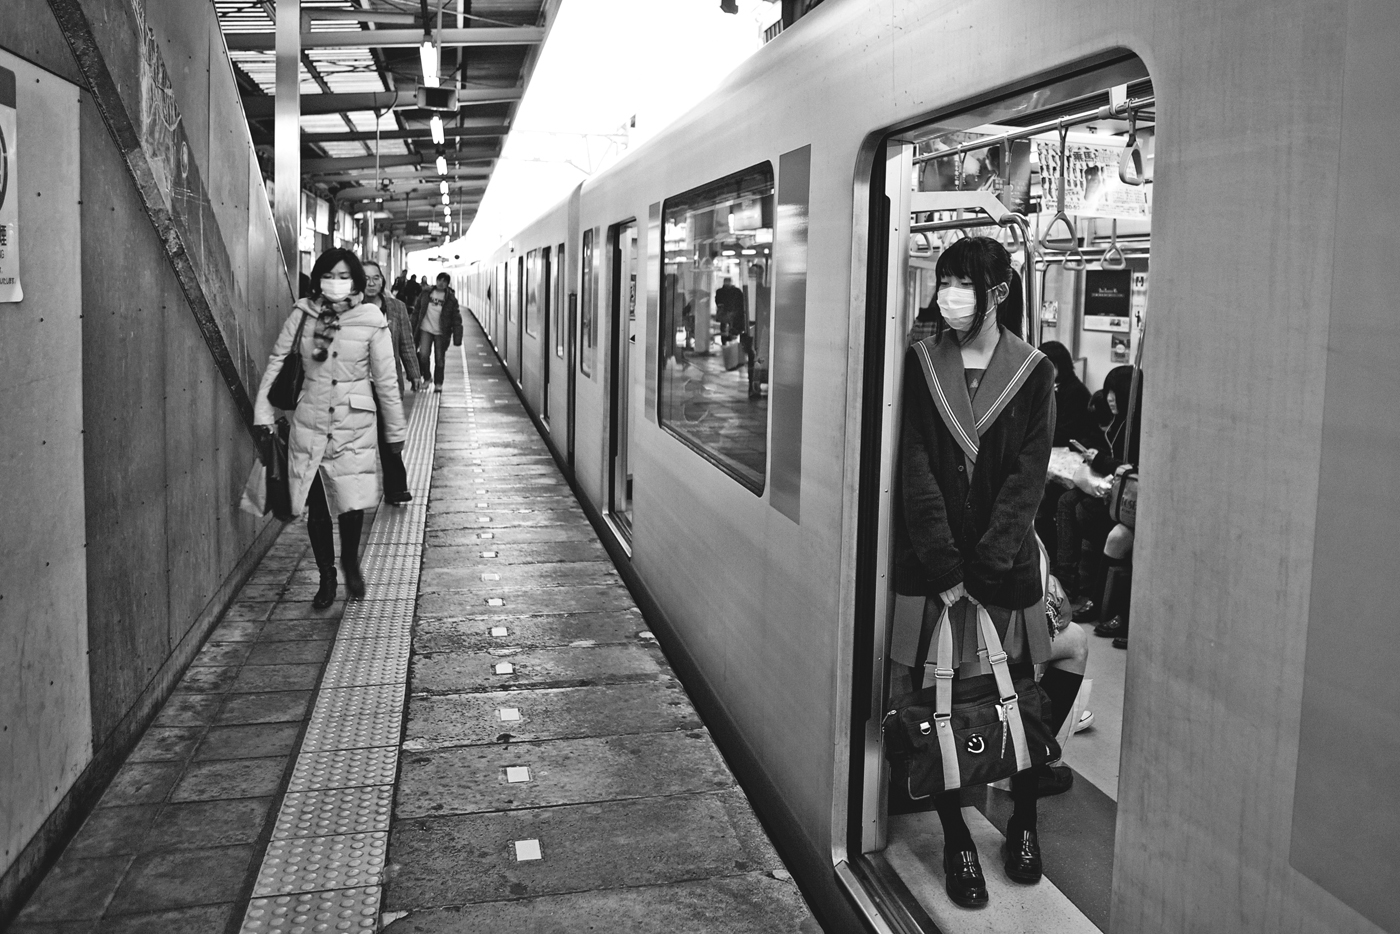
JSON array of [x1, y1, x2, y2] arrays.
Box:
[[1094, 615, 1128, 638], [1035, 763, 1074, 798], [341, 557, 366, 601], [385, 490, 413, 505], [1002, 827, 1043, 884], [1113, 636, 1129, 650], [1074, 709, 1095, 733], [312, 570, 338, 610], [1071, 597, 1098, 622], [943, 844, 989, 908], [433, 383, 443, 393]]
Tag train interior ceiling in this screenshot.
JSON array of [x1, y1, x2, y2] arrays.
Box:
[[861, 66, 1155, 931]]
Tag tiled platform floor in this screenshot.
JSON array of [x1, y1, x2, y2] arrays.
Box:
[[381, 325, 816, 931], [9, 524, 358, 933]]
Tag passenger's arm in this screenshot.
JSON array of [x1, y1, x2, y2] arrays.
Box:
[[900, 357, 964, 593], [368, 323, 407, 446], [969, 359, 1055, 584], [253, 309, 305, 426]]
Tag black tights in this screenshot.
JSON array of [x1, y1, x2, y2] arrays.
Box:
[[305, 473, 364, 573]]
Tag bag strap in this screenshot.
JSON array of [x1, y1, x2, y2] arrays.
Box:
[[929, 605, 961, 791], [290, 311, 309, 356], [974, 605, 1033, 772]]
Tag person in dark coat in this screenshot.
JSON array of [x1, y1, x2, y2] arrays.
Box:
[[1035, 341, 1111, 573], [892, 237, 1055, 908], [363, 260, 421, 505], [413, 272, 463, 391]]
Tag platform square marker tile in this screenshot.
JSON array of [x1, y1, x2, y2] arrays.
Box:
[[498, 708, 521, 721], [490, 626, 509, 637], [514, 839, 542, 861], [494, 662, 515, 675], [505, 766, 531, 783]]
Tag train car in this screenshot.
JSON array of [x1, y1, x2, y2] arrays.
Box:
[[443, 1, 1400, 931]]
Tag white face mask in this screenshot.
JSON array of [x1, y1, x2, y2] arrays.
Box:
[[939, 285, 979, 332], [321, 278, 352, 302]]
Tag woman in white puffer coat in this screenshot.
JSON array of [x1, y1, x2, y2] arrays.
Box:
[[254, 249, 407, 608]]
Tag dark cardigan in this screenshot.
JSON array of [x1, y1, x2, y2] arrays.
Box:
[[894, 343, 1056, 608]]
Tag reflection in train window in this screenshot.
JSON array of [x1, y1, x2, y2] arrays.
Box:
[[658, 163, 774, 493], [555, 243, 566, 359], [525, 248, 540, 337], [580, 229, 595, 378]]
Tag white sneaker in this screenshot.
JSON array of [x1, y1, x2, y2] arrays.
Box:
[[1073, 709, 1095, 733]]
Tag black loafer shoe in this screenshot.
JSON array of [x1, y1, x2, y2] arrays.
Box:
[[385, 490, 413, 505], [1035, 763, 1074, 798], [1071, 597, 1098, 622], [1113, 636, 1129, 650], [1003, 827, 1043, 884], [1094, 615, 1128, 638], [943, 844, 989, 908]]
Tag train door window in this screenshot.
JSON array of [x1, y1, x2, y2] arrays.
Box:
[[541, 246, 552, 422], [607, 219, 639, 539], [555, 243, 566, 359], [514, 256, 525, 378], [657, 163, 773, 493], [853, 59, 1154, 931], [525, 248, 541, 338], [580, 228, 596, 378]]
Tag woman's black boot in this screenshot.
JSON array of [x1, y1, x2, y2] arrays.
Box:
[[339, 510, 366, 600], [1094, 559, 1131, 638], [1004, 771, 1043, 883], [307, 519, 338, 609]]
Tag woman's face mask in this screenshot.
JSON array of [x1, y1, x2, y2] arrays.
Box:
[[939, 285, 979, 332], [321, 278, 352, 302]]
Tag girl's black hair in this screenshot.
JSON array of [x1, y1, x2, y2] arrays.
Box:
[[932, 236, 1015, 344], [1090, 389, 1112, 428], [1039, 340, 1083, 388], [308, 248, 367, 298]]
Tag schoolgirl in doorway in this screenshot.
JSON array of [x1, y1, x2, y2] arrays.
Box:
[[892, 236, 1057, 907]]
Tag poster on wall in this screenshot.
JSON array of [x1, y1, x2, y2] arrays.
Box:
[[0, 65, 21, 303]]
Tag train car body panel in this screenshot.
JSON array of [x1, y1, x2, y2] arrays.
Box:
[[443, 1, 1399, 930]]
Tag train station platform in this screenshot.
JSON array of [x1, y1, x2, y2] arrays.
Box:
[[9, 324, 816, 934]]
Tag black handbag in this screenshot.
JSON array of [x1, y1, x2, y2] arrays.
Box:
[[267, 312, 309, 410], [883, 603, 1060, 798]]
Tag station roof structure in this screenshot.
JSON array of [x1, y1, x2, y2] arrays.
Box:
[[215, 0, 558, 241]]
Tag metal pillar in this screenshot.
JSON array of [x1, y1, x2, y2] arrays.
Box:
[[275, 0, 301, 279]]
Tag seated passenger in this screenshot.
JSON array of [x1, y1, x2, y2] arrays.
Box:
[[893, 237, 1056, 908], [1090, 367, 1142, 646], [1035, 341, 1108, 566]]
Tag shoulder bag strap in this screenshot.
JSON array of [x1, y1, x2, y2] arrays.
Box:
[[975, 605, 1033, 773], [931, 604, 961, 791], [290, 311, 309, 355]]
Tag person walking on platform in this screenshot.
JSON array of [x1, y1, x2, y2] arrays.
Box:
[[363, 259, 420, 505], [414, 272, 463, 391], [254, 248, 407, 609], [893, 236, 1056, 909], [390, 271, 408, 303]]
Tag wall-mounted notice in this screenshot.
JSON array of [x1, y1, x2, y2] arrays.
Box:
[[0, 65, 21, 303]]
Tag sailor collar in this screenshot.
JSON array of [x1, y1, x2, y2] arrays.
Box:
[[911, 327, 1045, 471]]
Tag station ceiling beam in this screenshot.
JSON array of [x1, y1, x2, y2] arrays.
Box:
[[302, 124, 509, 144], [226, 26, 545, 52], [242, 87, 521, 117]]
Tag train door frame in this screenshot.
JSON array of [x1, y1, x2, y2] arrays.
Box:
[[512, 256, 525, 382], [605, 218, 639, 545], [542, 245, 552, 424], [564, 240, 577, 470], [838, 52, 1156, 925]]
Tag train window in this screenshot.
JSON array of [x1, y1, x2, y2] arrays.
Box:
[[525, 248, 540, 337], [657, 162, 774, 493], [580, 229, 595, 378], [555, 243, 566, 359]]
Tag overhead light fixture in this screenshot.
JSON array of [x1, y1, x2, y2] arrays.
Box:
[[443, 206, 451, 216], [441, 194, 450, 205], [439, 181, 449, 194], [419, 36, 438, 86], [436, 155, 448, 174], [430, 115, 445, 145]]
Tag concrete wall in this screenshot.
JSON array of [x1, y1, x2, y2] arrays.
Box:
[[0, 45, 91, 888], [0, 0, 293, 921]]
